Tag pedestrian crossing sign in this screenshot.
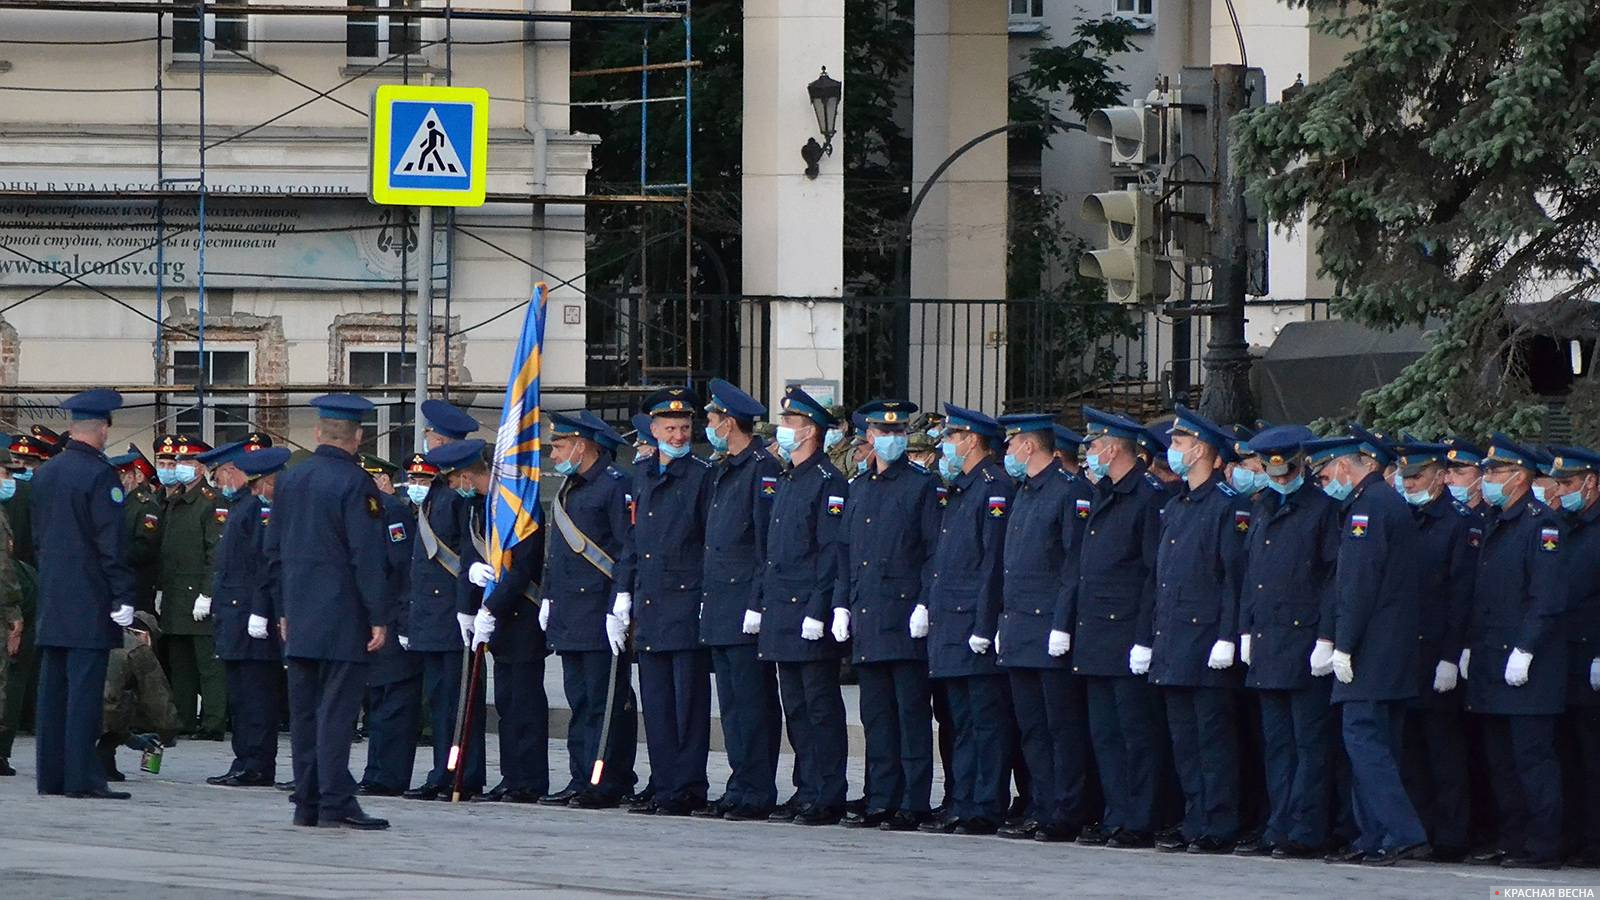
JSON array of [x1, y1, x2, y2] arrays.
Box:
[[369, 84, 489, 207]]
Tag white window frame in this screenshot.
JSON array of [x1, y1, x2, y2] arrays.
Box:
[[347, 0, 425, 64], [1114, 0, 1156, 22], [1008, 0, 1044, 22], [346, 346, 417, 461], [171, 345, 256, 445], [172, 9, 254, 61]]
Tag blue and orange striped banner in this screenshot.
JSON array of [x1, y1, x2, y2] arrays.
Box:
[[485, 282, 548, 576]]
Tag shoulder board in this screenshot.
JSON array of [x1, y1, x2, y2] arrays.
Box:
[[692, 456, 712, 468], [751, 446, 771, 461], [820, 467, 835, 481], [982, 469, 996, 483], [1452, 500, 1471, 517], [1218, 481, 1238, 497], [1529, 504, 1543, 518], [1143, 472, 1165, 490], [200, 486, 216, 500], [605, 466, 625, 481], [1058, 469, 1078, 481]]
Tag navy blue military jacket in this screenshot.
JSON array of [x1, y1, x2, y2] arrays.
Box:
[[369, 492, 421, 685], [1409, 492, 1477, 709], [1149, 473, 1250, 689], [834, 457, 941, 665], [926, 457, 1012, 679], [261, 444, 389, 663], [545, 452, 631, 654], [617, 453, 714, 654], [1330, 472, 1422, 703], [31, 439, 135, 650], [407, 481, 468, 653], [1240, 479, 1341, 691], [211, 492, 279, 662], [458, 500, 546, 663], [1464, 492, 1567, 716], [1064, 461, 1166, 678], [755, 451, 848, 664], [1564, 500, 1600, 708], [999, 461, 1090, 671], [701, 442, 781, 647]]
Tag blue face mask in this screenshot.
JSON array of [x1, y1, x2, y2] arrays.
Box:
[[659, 441, 690, 461], [940, 439, 963, 464], [0, 479, 14, 502], [1448, 483, 1474, 504], [823, 428, 843, 452], [1269, 473, 1304, 496], [1322, 477, 1354, 502], [405, 483, 430, 505], [776, 426, 803, 454], [1085, 453, 1110, 480], [555, 456, 579, 476], [173, 463, 198, 485], [938, 456, 961, 482], [12, 469, 31, 483], [872, 434, 907, 463], [155, 468, 175, 487], [1403, 486, 1433, 507], [1562, 490, 1585, 512], [1165, 446, 1192, 478], [1532, 484, 1548, 506], [856, 458, 868, 476], [1003, 454, 1029, 480], [704, 423, 729, 453], [456, 486, 478, 499], [221, 485, 239, 500], [1229, 467, 1262, 495], [1482, 477, 1509, 507]]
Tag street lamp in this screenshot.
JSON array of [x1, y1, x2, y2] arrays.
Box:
[[802, 66, 842, 179]]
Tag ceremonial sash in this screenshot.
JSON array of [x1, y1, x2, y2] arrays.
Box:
[[550, 493, 615, 581]]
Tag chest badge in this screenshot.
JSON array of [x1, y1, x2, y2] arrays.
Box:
[[1540, 527, 1560, 552], [1075, 498, 1091, 519], [214, 507, 230, 525], [1234, 509, 1252, 533], [826, 495, 845, 516], [987, 496, 1008, 519], [259, 507, 272, 527], [142, 513, 160, 531], [1349, 513, 1369, 539], [1467, 526, 1482, 548], [760, 476, 778, 497], [388, 521, 407, 543], [935, 486, 949, 509]]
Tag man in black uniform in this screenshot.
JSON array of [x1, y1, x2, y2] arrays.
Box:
[[358, 453, 423, 797], [261, 394, 390, 830]]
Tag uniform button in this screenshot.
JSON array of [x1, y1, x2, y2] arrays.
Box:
[[1169, 539, 1175, 544], [791, 597, 799, 603], [1109, 614, 1117, 620], [679, 584, 686, 589], [1191, 617, 1199, 624], [1090, 530, 1096, 535], [644, 553, 652, 559], [865, 517, 872, 524], [1258, 584, 1264, 590], [1293, 619, 1300, 626], [1265, 539, 1271, 545], [645, 599, 652, 605], [648, 512, 654, 517], [862, 561, 868, 567], [1155, 629, 1160, 636], [1035, 608, 1041, 615]]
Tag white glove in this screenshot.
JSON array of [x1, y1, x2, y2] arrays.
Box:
[[539, 599, 551, 631], [247, 614, 269, 640], [605, 613, 627, 655], [467, 562, 494, 588], [1129, 643, 1152, 675], [1048, 630, 1071, 657], [742, 609, 762, 635], [1309, 639, 1335, 677], [831, 608, 850, 643], [1433, 660, 1459, 693], [399, 634, 411, 651], [457, 612, 474, 648], [968, 634, 992, 655], [993, 631, 1000, 655], [1459, 648, 1471, 679], [192, 594, 212, 621], [472, 608, 496, 650], [909, 604, 929, 639], [1240, 633, 1252, 666], [1331, 650, 1354, 684], [613, 593, 633, 628], [111, 604, 134, 627], [1504, 648, 1533, 687], [1591, 658, 1600, 692], [1207, 640, 1236, 670], [801, 617, 824, 641]]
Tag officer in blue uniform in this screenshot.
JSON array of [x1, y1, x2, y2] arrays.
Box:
[[1146, 407, 1250, 854], [612, 388, 716, 815], [447, 439, 550, 805], [992, 413, 1094, 843], [692, 379, 783, 821], [1386, 441, 1476, 861], [831, 400, 940, 831], [752, 386, 850, 826], [1062, 406, 1168, 847], [357, 453, 423, 797], [402, 400, 487, 802], [542, 410, 638, 807], [1461, 435, 1568, 868], [1052, 424, 1084, 478], [1233, 426, 1342, 859], [262, 393, 390, 829], [203, 441, 286, 788], [1533, 446, 1600, 865], [1442, 437, 1489, 515], [32, 389, 136, 799], [1314, 426, 1429, 866], [915, 403, 1013, 835]]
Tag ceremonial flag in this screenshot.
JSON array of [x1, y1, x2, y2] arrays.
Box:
[[485, 282, 548, 579]]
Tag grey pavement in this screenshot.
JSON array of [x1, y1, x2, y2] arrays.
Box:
[[3, 735, 1594, 898]]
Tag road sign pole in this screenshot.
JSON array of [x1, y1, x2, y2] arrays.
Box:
[[414, 204, 433, 449]]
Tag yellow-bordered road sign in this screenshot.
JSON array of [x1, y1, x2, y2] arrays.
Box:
[[369, 84, 489, 207]]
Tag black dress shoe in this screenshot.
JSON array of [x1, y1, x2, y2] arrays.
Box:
[[403, 784, 443, 801], [794, 805, 843, 826], [1502, 854, 1562, 870], [292, 809, 318, 827], [1155, 825, 1185, 843], [275, 780, 296, 792], [1234, 837, 1274, 857], [771, 794, 801, 817], [539, 788, 579, 806], [1034, 824, 1079, 843], [480, 782, 509, 802], [1188, 836, 1235, 854], [207, 769, 246, 786], [692, 797, 730, 819], [768, 805, 798, 823], [627, 800, 660, 815], [504, 788, 543, 804], [845, 797, 867, 816], [318, 812, 390, 831], [918, 813, 959, 834], [652, 801, 696, 817], [1076, 823, 1110, 846], [1468, 849, 1508, 866], [1156, 835, 1190, 852], [1363, 842, 1429, 867], [1324, 845, 1366, 864], [358, 784, 402, 797], [1271, 841, 1320, 859], [0, 757, 13, 776], [998, 819, 1039, 840], [880, 811, 925, 832], [841, 808, 891, 829], [724, 805, 771, 822], [955, 818, 999, 836], [570, 790, 620, 810], [622, 786, 654, 805], [65, 788, 131, 799], [229, 772, 275, 788], [1107, 829, 1154, 849]]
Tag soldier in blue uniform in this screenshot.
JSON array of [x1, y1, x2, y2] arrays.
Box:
[[1146, 407, 1250, 854], [402, 399, 487, 802], [1442, 438, 1489, 515], [1052, 424, 1084, 478], [613, 388, 716, 815], [1061, 406, 1167, 847], [357, 453, 423, 798], [32, 389, 136, 799], [751, 386, 850, 826], [262, 394, 391, 829], [1460, 435, 1568, 868], [451, 440, 550, 805], [1387, 441, 1476, 861], [541, 410, 638, 807], [914, 403, 1013, 836], [203, 442, 287, 787], [832, 400, 940, 831], [1313, 426, 1429, 865], [692, 379, 783, 821], [1232, 426, 1342, 859], [991, 413, 1094, 843]]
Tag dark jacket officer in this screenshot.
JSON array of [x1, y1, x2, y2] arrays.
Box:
[[1548, 448, 1600, 709], [926, 451, 1011, 679], [1391, 444, 1477, 708], [210, 490, 278, 663], [545, 447, 631, 654], [701, 438, 780, 647], [1149, 470, 1250, 689], [834, 453, 940, 665], [998, 457, 1090, 670], [370, 488, 420, 683], [617, 445, 714, 654], [754, 444, 849, 664], [407, 479, 468, 654]]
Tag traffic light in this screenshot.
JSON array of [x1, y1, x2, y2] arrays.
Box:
[[1080, 189, 1168, 303], [1086, 101, 1156, 168]]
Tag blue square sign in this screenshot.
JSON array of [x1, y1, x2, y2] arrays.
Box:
[[370, 85, 488, 207]]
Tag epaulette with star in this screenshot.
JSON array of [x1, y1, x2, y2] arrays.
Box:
[[1218, 481, 1239, 497], [1452, 500, 1472, 517], [1144, 471, 1167, 491], [605, 466, 625, 480]]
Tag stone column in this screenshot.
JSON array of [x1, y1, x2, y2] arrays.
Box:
[[743, 0, 845, 414]]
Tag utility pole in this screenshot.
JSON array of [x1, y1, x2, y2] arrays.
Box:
[[1198, 64, 1255, 425]]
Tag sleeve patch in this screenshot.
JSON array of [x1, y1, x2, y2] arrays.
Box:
[[826, 494, 845, 516], [935, 485, 949, 508], [1540, 527, 1561, 552], [1075, 498, 1092, 519], [388, 521, 408, 543], [987, 496, 1008, 518], [760, 476, 778, 497], [110, 486, 125, 505], [259, 507, 271, 527], [214, 507, 230, 524], [1234, 509, 1252, 533], [1467, 526, 1482, 547], [1349, 513, 1369, 539], [142, 512, 159, 531]]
